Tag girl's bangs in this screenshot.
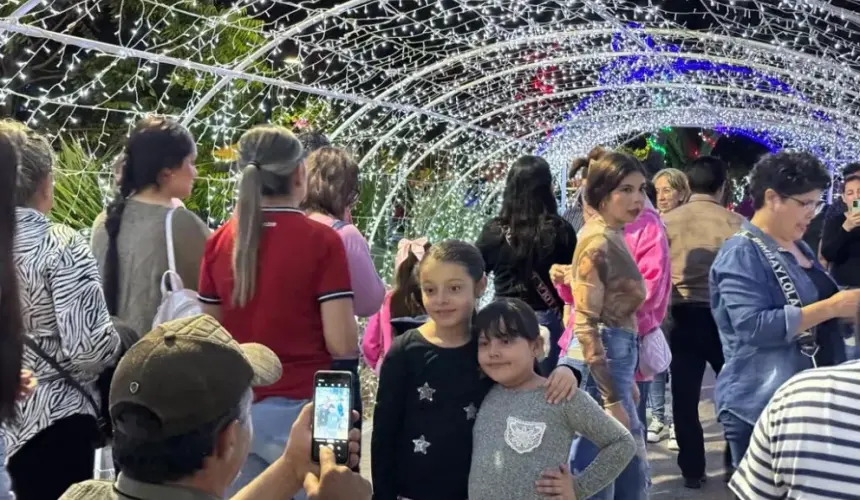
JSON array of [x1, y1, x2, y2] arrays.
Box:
[[476, 301, 537, 341]]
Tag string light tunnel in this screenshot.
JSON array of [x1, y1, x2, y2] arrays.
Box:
[[3, 0, 860, 272]]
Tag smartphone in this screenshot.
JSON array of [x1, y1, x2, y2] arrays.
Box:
[[853, 200, 860, 213], [311, 370, 353, 464]]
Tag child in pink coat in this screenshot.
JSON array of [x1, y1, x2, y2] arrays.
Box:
[[361, 238, 431, 373]]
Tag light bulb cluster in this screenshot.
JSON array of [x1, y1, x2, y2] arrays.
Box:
[[3, 0, 860, 262]]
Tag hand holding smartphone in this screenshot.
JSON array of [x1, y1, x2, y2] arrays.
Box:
[[311, 370, 354, 465]]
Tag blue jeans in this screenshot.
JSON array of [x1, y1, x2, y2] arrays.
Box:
[[719, 411, 754, 469], [0, 436, 11, 500], [636, 381, 650, 432], [568, 326, 649, 499], [229, 397, 310, 498], [536, 309, 563, 376], [648, 370, 668, 424]]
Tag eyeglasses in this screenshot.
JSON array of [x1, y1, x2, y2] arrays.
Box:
[[782, 195, 818, 211]]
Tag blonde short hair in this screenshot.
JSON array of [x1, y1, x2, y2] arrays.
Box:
[[653, 168, 691, 204]]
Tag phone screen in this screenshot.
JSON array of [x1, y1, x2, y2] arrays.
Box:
[[311, 370, 353, 464]]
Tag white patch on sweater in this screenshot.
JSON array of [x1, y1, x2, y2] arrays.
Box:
[[504, 416, 546, 454]]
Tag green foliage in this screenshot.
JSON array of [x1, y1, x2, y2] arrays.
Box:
[[49, 135, 240, 230], [51, 139, 112, 231], [366, 178, 492, 283]]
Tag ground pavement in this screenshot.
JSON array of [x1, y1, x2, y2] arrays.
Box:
[[359, 367, 732, 499], [647, 367, 733, 499]]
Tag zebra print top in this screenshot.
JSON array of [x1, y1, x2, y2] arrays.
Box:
[[2, 208, 120, 459]]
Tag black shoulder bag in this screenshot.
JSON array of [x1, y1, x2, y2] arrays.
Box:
[[23, 336, 110, 448]]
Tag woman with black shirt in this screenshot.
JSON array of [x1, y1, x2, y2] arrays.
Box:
[[476, 155, 577, 374], [821, 166, 860, 288]]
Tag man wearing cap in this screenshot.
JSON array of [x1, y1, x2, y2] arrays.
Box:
[[60, 314, 369, 500]]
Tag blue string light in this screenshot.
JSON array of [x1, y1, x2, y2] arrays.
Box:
[[536, 26, 833, 156]]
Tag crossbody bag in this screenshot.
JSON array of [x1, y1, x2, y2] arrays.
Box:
[[739, 230, 819, 367], [23, 336, 109, 448]]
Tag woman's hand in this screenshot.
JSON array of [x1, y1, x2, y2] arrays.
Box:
[[535, 464, 577, 499], [550, 265, 569, 285], [17, 369, 37, 401], [827, 289, 860, 319], [605, 401, 631, 430], [544, 367, 578, 404], [842, 211, 860, 232], [563, 265, 575, 286]]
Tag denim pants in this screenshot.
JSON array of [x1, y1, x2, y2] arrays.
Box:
[[719, 412, 754, 469], [647, 371, 667, 424], [568, 326, 649, 499], [636, 381, 650, 432], [0, 436, 12, 500], [536, 309, 563, 376], [228, 397, 310, 498]]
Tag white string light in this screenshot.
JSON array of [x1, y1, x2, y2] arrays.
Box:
[[3, 0, 860, 258]]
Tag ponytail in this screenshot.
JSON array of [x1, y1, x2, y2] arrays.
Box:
[[0, 132, 23, 424], [103, 163, 134, 315], [231, 125, 305, 307], [232, 164, 264, 307]]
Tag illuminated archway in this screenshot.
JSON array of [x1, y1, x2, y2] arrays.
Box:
[[3, 0, 860, 256]]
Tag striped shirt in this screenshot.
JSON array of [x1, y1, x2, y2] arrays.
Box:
[[730, 360, 860, 500]]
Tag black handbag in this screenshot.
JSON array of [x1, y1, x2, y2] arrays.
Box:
[[23, 336, 111, 448]]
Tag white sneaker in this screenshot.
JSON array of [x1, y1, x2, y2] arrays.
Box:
[[668, 424, 679, 450], [647, 421, 664, 443]]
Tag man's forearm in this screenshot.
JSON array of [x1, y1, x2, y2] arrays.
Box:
[[230, 456, 302, 500]]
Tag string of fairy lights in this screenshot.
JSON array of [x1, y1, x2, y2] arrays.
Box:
[[3, 0, 860, 259]]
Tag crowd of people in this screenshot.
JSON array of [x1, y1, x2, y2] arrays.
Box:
[[0, 113, 859, 500]]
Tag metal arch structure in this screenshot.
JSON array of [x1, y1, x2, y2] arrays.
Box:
[[349, 45, 860, 167], [3, 0, 860, 247], [329, 26, 860, 141]]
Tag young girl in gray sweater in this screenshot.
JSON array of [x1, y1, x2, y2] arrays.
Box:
[[469, 298, 637, 500]]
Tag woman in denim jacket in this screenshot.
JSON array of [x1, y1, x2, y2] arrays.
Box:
[[710, 152, 860, 468]]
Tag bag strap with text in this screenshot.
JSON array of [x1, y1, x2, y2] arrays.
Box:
[[531, 271, 562, 313], [502, 227, 562, 312], [738, 230, 819, 365]]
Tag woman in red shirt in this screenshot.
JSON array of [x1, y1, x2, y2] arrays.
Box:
[[198, 125, 357, 495]]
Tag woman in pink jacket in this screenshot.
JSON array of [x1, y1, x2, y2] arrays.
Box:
[[361, 238, 431, 373], [554, 199, 671, 436]]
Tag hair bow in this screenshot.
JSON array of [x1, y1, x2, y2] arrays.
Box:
[[395, 237, 428, 270]]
